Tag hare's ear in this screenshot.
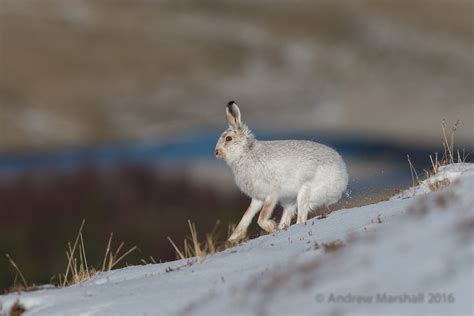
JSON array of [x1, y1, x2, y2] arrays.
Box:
[[226, 101, 242, 130]]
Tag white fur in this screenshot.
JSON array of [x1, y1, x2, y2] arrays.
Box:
[[215, 101, 348, 242]]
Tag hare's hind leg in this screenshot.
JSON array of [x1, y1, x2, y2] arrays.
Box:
[[228, 199, 263, 243], [257, 196, 278, 233], [297, 179, 340, 223], [296, 184, 311, 224], [279, 204, 296, 229]]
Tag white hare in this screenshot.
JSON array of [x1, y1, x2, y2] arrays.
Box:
[[215, 101, 348, 243]]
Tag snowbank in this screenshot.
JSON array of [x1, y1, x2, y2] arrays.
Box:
[[1, 164, 473, 316], [395, 162, 473, 198]]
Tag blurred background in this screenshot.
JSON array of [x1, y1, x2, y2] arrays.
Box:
[[0, 0, 472, 291]]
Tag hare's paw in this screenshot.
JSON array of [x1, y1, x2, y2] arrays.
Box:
[[278, 221, 290, 230], [228, 227, 247, 243], [278, 213, 292, 230], [259, 219, 278, 233]]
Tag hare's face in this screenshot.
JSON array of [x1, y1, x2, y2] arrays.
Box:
[[215, 128, 250, 162], [215, 101, 254, 163]]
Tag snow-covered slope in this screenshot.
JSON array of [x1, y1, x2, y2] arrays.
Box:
[[1, 164, 473, 316]]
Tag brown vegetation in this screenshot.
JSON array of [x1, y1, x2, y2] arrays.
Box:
[[8, 300, 25, 316], [167, 220, 235, 262], [322, 240, 346, 253]]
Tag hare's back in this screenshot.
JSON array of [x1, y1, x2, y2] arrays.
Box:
[[260, 140, 340, 165]]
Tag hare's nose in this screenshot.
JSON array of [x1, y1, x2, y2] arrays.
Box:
[[215, 149, 220, 156]]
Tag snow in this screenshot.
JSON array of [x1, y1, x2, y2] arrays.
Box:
[[1, 164, 473, 316], [394, 162, 473, 198]]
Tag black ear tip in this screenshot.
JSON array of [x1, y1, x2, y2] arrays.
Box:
[[227, 100, 236, 107]]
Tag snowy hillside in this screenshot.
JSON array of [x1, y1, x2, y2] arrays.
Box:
[[1, 163, 473, 316]]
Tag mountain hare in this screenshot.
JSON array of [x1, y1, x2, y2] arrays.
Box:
[[216, 101, 348, 243]]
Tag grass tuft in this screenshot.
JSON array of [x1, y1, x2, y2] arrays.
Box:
[[4, 255, 40, 294], [8, 300, 26, 316], [5, 255, 28, 291], [5, 219, 140, 292], [60, 220, 93, 287], [59, 220, 137, 287], [427, 120, 465, 175], [168, 220, 235, 262], [407, 120, 469, 195]]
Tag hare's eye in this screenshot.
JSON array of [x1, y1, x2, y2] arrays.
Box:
[[225, 136, 233, 142]]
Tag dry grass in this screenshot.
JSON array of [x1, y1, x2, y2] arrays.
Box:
[[428, 178, 451, 192], [322, 240, 346, 253], [5, 255, 30, 293], [5, 219, 138, 293], [7, 300, 26, 316], [167, 220, 234, 262], [407, 120, 469, 194], [140, 256, 158, 265], [5, 218, 232, 292], [59, 220, 137, 287], [4, 255, 40, 294], [424, 120, 469, 192], [428, 120, 465, 174], [406, 154, 420, 190], [59, 220, 94, 287]]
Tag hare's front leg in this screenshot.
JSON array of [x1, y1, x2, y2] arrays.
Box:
[[257, 196, 278, 233], [228, 199, 263, 243]]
